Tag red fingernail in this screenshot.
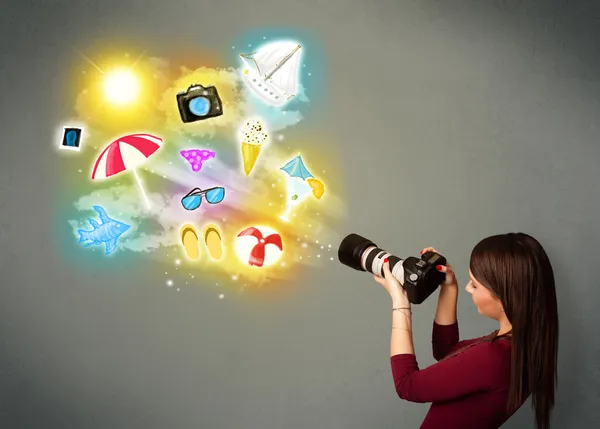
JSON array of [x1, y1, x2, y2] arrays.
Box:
[[384, 258, 389, 263], [420, 250, 423, 254], [436, 265, 442, 270]]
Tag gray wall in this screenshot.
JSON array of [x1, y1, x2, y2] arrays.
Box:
[[1, 0, 599, 428]]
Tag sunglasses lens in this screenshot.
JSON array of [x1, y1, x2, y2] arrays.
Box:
[[206, 187, 225, 204], [182, 195, 202, 210]]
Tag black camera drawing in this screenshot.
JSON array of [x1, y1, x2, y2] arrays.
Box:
[[338, 233, 447, 304], [176, 84, 223, 123]]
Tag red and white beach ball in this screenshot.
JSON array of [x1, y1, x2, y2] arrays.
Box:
[[234, 226, 283, 268]]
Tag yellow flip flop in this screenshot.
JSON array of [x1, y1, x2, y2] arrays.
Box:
[[203, 224, 223, 260], [180, 224, 200, 261]]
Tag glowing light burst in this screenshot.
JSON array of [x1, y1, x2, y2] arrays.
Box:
[[104, 69, 139, 105], [66, 51, 346, 291], [280, 177, 313, 222], [149, 147, 337, 288]]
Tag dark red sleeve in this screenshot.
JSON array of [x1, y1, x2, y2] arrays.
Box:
[[390, 343, 506, 403], [431, 321, 459, 361]]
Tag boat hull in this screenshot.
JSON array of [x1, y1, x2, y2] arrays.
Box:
[[241, 70, 294, 107]]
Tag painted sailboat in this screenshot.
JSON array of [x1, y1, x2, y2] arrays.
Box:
[[240, 40, 303, 107]]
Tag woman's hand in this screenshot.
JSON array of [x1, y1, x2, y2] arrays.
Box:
[[421, 247, 458, 287], [373, 259, 411, 307]]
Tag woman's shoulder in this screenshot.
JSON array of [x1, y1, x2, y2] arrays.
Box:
[[467, 335, 512, 366], [451, 331, 498, 350], [453, 333, 511, 359], [469, 338, 512, 385]]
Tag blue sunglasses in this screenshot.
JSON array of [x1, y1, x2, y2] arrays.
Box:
[[181, 187, 225, 210]]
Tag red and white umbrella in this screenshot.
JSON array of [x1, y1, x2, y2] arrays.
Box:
[[91, 133, 163, 208]]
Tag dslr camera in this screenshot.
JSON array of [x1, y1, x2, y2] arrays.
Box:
[[177, 84, 223, 123], [338, 233, 447, 304]]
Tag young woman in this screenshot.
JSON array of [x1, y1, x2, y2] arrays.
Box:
[[373, 232, 559, 429]]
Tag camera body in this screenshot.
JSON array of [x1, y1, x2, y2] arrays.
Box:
[[176, 84, 223, 123], [338, 233, 447, 304]]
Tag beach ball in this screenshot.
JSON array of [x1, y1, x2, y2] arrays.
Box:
[[234, 225, 283, 268]]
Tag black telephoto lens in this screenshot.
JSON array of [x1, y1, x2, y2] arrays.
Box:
[[338, 233, 376, 271]]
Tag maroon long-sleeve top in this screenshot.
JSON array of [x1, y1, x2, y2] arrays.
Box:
[[390, 321, 516, 429]]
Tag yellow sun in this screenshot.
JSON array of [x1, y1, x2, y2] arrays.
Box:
[[103, 69, 139, 105]]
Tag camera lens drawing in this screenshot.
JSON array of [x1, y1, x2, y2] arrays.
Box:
[[189, 98, 210, 116]]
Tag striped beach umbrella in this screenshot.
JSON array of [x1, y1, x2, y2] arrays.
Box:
[[91, 133, 163, 208]]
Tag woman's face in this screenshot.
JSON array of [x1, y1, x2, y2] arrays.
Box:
[[465, 270, 505, 320]]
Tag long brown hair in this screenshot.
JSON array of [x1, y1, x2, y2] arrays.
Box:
[[469, 232, 559, 429]]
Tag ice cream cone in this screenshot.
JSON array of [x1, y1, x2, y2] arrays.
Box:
[[242, 142, 262, 176]]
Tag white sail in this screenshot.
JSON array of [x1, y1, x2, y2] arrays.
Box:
[[254, 44, 289, 78], [267, 45, 301, 95], [240, 40, 303, 107]]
